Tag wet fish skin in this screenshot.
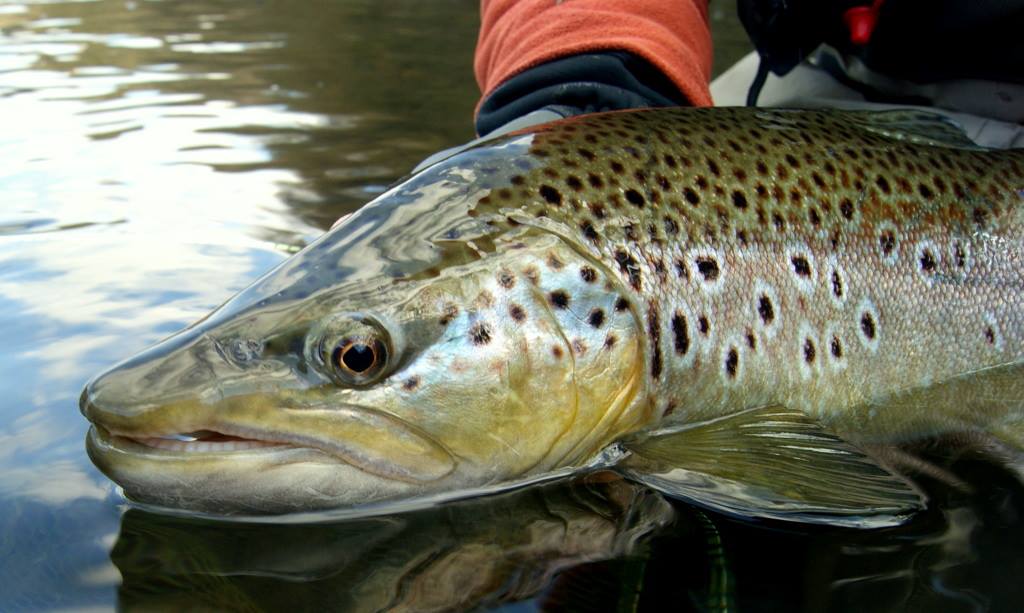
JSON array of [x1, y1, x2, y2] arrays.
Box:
[[485, 108, 1024, 442], [80, 107, 1024, 514]]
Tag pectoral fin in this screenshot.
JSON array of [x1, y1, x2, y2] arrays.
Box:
[[617, 405, 925, 528]]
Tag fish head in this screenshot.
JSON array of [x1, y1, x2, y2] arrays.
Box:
[[81, 142, 652, 513]]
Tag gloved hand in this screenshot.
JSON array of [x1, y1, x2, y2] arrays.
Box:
[[414, 51, 690, 174]]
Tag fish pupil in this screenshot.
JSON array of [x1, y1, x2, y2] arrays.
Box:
[[337, 343, 376, 373]]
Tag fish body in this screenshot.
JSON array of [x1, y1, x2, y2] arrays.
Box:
[[81, 108, 1024, 522]]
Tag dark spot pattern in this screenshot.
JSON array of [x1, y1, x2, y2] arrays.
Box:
[[831, 335, 843, 358], [985, 326, 996, 344], [831, 271, 843, 298], [647, 306, 663, 379], [402, 376, 420, 391], [695, 257, 720, 282], [539, 185, 562, 205], [588, 308, 605, 328], [919, 248, 937, 272], [671, 313, 689, 355], [879, 231, 896, 256], [580, 266, 597, 283], [803, 338, 816, 363], [548, 290, 570, 309], [725, 348, 739, 378], [470, 322, 492, 345], [698, 316, 710, 335], [861, 312, 877, 340], [509, 304, 526, 322], [758, 295, 774, 325], [791, 256, 811, 277]]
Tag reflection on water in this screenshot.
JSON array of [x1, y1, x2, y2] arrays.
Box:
[[1, 0, 1022, 611], [112, 478, 675, 612]]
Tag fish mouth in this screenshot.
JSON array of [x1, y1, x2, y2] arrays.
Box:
[[101, 427, 296, 454], [83, 395, 457, 486]]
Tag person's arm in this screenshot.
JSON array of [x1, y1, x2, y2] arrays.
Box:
[[474, 0, 713, 136]]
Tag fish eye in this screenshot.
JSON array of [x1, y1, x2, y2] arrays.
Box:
[[332, 338, 386, 377], [313, 313, 396, 387]]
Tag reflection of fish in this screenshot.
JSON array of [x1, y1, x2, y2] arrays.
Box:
[[112, 477, 675, 612], [81, 108, 1024, 525]]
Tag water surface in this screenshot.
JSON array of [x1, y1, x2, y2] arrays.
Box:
[[1, 1, 1021, 611]]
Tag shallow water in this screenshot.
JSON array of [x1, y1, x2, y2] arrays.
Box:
[[1, 1, 1021, 611]]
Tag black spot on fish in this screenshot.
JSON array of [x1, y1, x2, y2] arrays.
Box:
[[610, 161, 625, 175], [772, 213, 785, 231], [684, 187, 701, 206], [985, 326, 996, 344], [953, 242, 967, 268], [604, 333, 617, 349], [840, 198, 854, 220], [509, 304, 526, 322], [566, 175, 583, 191], [831, 335, 843, 358], [647, 306, 663, 379], [725, 348, 739, 378], [580, 266, 597, 283], [875, 175, 891, 195], [671, 312, 689, 355], [548, 290, 570, 309], [675, 257, 692, 280], [402, 376, 420, 391], [731, 190, 748, 209], [497, 269, 515, 289], [539, 185, 562, 206], [758, 295, 774, 325], [588, 173, 604, 188], [918, 183, 934, 199], [588, 308, 605, 328], [470, 322, 492, 345], [879, 230, 896, 256], [832, 270, 843, 298], [919, 248, 937, 272], [546, 253, 565, 270], [791, 255, 811, 277], [615, 297, 629, 312], [746, 330, 756, 350], [624, 189, 645, 208], [580, 221, 600, 243], [552, 345, 564, 359], [695, 257, 719, 282], [861, 312, 877, 340], [804, 338, 816, 363], [698, 315, 710, 335]]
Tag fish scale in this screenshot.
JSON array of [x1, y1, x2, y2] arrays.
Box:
[[472, 107, 1024, 441]]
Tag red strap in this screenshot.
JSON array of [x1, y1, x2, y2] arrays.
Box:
[[475, 0, 713, 112]]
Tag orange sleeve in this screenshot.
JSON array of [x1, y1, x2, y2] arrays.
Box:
[[475, 0, 713, 109]]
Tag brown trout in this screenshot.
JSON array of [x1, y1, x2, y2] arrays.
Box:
[[80, 108, 1024, 525]]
